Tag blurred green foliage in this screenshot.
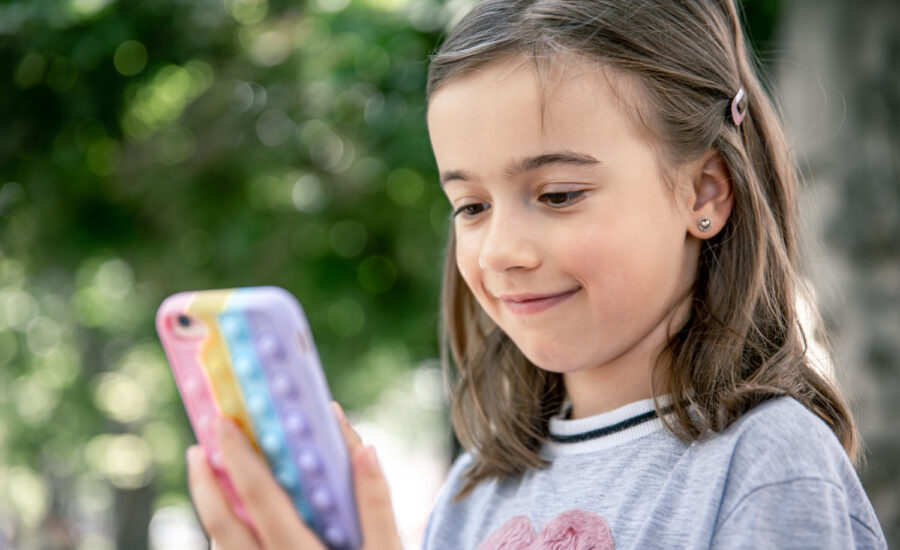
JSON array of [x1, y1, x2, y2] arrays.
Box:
[[1, 0, 452, 545], [0, 0, 780, 547]]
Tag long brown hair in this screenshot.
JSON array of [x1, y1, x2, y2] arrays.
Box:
[[429, 0, 860, 500]]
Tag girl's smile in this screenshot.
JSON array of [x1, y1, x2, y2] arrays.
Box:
[[497, 287, 581, 315]]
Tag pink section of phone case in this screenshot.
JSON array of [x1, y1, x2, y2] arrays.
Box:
[[155, 291, 252, 526]]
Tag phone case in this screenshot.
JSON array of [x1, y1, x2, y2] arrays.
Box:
[[156, 286, 362, 550]]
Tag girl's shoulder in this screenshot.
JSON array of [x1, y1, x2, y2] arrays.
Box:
[[420, 450, 479, 548], [718, 393, 832, 434], [696, 395, 848, 477], [688, 395, 860, 494], [694, 395, 885, 546], [432, 449, 477, 504]]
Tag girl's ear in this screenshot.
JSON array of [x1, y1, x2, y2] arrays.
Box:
[[685, 149, 733, 239]]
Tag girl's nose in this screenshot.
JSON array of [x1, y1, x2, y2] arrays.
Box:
[[477, 208, 541, 273]]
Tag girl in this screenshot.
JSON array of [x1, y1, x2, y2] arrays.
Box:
[[187, 0, 888, 548]]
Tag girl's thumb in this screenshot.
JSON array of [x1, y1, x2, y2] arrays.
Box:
[[358, 445, 382, 477], [352, 445, 403, 550]]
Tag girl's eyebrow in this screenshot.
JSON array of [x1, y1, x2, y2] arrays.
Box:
[[439, 150, 602, 186]]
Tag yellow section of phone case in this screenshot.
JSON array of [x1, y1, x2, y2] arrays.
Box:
[[187, 289, 258, 449]]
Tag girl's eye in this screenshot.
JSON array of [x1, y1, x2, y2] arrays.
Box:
[[452, 202, 489, 219], [451, 190, 588, 220], [539, 190, 588, 207]]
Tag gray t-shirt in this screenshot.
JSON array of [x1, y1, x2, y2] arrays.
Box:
[[421, 396, 886, 549]]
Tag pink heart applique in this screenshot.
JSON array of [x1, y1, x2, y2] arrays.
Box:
[[477, 509, 615, 550]]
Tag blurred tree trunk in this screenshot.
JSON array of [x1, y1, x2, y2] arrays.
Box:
[[775, 0, 900, 546], [115, 485, 152, 550]]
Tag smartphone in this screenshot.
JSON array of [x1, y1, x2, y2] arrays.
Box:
[[156, 286, 362, 550]]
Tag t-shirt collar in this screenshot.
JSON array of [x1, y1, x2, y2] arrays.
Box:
[[544, 395, 673, 455]]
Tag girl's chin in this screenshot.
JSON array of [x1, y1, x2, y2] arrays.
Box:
[[532, 363, 584, 375], [519, 349, 586, 374], [502, 330, 593, 372]]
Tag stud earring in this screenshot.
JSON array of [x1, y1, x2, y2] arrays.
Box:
[[698, 217, 712, 231]]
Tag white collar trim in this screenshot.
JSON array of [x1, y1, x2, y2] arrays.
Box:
[[543, 395, 673, 456]]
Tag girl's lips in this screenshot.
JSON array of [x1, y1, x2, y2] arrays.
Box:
[[500, 288, 580, 314]]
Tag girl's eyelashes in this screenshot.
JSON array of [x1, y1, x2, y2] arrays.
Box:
[[539, 190, 588, 207], [451, 190, 589, 220], [452, 202, 489, 219]]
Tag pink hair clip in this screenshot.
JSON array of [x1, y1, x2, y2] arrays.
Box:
[[731, 86, 748, 126]]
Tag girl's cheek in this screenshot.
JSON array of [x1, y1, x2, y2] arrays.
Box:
[[456, 244, 489, 307], [459, 269, 476, 298], [455, 234, 477, 280]]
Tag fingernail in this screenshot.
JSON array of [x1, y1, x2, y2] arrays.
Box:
[[361, 446, 380, 476], [331, 401, 346, 424], [186, 445, 203, 465]]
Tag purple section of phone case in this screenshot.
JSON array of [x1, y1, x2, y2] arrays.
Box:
[[230, 287, 362, 550]]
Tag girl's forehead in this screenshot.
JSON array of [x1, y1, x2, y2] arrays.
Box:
[[430, 54, 639, 108], [427, 56, 648, 161]]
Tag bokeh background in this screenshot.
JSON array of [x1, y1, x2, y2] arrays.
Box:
[[0, 0, 897, 548]]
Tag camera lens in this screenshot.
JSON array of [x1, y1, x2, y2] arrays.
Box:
[[177, 315, 191, 328]]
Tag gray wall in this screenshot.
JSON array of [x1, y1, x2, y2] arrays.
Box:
[[775, 0, 900, 545]]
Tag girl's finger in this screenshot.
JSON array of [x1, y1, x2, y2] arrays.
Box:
[[350, 444, 404, 550], [331, 402, 403, 549], [331, 401, 363, 451], [186, 445, 262, 550], [214, 417, 324, 550]]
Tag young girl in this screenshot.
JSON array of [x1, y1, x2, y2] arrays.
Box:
[[186, 0, 888, 548]]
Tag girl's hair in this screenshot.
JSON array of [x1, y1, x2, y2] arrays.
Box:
[[429, 0, 861, 501]]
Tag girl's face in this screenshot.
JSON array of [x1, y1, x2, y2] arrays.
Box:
[[427, 57, 704, 379]]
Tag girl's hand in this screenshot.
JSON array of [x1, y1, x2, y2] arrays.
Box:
[[186, 402, 403, 550]]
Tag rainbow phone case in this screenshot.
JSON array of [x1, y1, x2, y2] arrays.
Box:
[[156, 286, 361, 550]]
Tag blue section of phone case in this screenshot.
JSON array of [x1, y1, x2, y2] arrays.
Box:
[[217, 310, 316, 524]]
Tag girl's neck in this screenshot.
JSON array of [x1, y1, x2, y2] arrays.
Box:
[[562, 289, 692, 419], [563, 365, 654, 419]]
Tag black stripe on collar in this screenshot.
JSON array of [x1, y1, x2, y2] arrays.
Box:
[[548, 406, 672, 444]]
